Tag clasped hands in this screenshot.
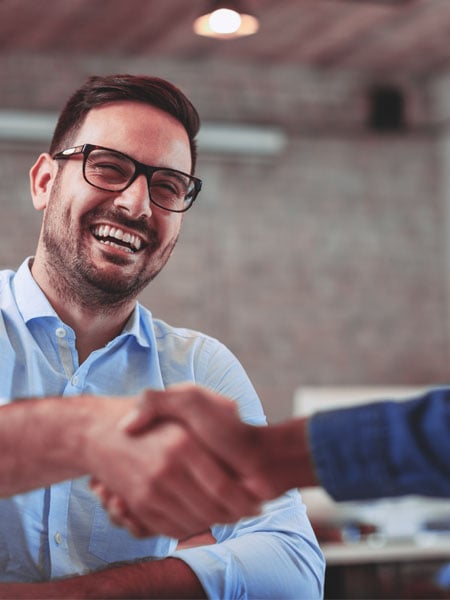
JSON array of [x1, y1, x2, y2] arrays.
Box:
[[89, 384, 279, 540]]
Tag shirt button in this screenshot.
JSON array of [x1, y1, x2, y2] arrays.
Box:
[[71, 375, 79, 386], [55, 327, 66, 339], [54, 532, 63, 545]]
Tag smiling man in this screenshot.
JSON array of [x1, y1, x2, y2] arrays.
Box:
[[0, 75, 324, 599], [30, 99, 193, 362]]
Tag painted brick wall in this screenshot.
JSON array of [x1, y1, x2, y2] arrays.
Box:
[[0, 52, 447, 421]]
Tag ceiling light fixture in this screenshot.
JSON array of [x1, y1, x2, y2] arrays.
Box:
[[193, 0, 259, 39]]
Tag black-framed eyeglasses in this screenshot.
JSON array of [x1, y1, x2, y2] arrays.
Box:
[[52, 143, 202, 213]]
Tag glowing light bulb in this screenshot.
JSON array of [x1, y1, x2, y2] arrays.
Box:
[[208, 8, 241, 34], [193, 5, 259, 39]]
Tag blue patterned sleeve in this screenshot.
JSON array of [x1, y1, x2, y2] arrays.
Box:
[[309, 388, 450, 500]]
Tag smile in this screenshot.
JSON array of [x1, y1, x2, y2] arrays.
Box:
[[91, 224, 143, 253]]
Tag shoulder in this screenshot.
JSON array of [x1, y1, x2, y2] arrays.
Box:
[[152, 317, 224, 354], [135, 306, 225, 359], [136, 306, 227, 363]]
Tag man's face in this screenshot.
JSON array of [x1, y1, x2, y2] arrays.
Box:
[[33, 101, 192, 306]]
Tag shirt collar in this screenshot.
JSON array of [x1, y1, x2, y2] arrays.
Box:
[[121, 303, 152, 348], [13, 257, 57, 322], [12, 257, 152, 349]]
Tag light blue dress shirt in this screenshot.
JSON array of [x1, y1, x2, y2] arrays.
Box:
[[0, 258, 324, 599]]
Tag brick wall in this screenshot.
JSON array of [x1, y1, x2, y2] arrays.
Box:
[[0, 52, 447, 421]]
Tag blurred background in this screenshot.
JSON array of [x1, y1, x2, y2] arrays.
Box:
[[1, 0, 450, 597], [1, 0, 450, 422]]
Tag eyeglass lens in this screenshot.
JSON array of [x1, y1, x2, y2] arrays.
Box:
[[84, 148, 195, 211]]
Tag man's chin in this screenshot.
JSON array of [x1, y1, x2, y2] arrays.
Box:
[[80, 240, 172, 301], [82, 260, 160, 300]]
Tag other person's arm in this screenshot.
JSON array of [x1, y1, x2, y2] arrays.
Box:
[[123, 384, 450, 501], [308, 388, 450, 500]]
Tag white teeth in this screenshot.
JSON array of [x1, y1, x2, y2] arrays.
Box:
[[100, 240, 134, 254], [92, 224, 143, 252]]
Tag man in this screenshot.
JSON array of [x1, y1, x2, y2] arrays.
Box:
[[0, 75, 324, 598]]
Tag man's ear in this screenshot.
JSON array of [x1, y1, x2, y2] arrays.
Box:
[[30, 153, 58, 211]]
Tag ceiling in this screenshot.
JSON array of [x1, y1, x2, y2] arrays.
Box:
[[0, 0, 450, 78]]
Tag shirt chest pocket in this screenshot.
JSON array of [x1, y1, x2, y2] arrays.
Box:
[[88, 503, 177, 564]]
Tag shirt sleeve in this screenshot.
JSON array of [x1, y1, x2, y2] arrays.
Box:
[[308, 387, 450, 501], [173, 490, 325, 600], [173, 337, 325, 599]]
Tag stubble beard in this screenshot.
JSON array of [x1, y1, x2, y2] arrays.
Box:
[[40, 185, 178, 313]]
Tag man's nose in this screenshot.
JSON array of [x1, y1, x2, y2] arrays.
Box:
[[113, 174, 152, 219]]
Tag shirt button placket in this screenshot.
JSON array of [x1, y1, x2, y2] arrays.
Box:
[[48, 482, 71, 579], [55, 325, 77, 382]]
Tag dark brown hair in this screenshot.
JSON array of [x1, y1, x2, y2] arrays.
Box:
[[50, 74, 200, 172]]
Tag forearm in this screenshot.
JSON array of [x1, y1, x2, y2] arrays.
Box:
[[0, 395, 126, 496], [0, 558, 206, 599], [0, 398, 98, 497], [214, 417, 319, 500], [246, 417, 319, 496]]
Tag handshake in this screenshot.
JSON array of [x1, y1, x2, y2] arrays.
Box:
[[86, 383, 315, 540]]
